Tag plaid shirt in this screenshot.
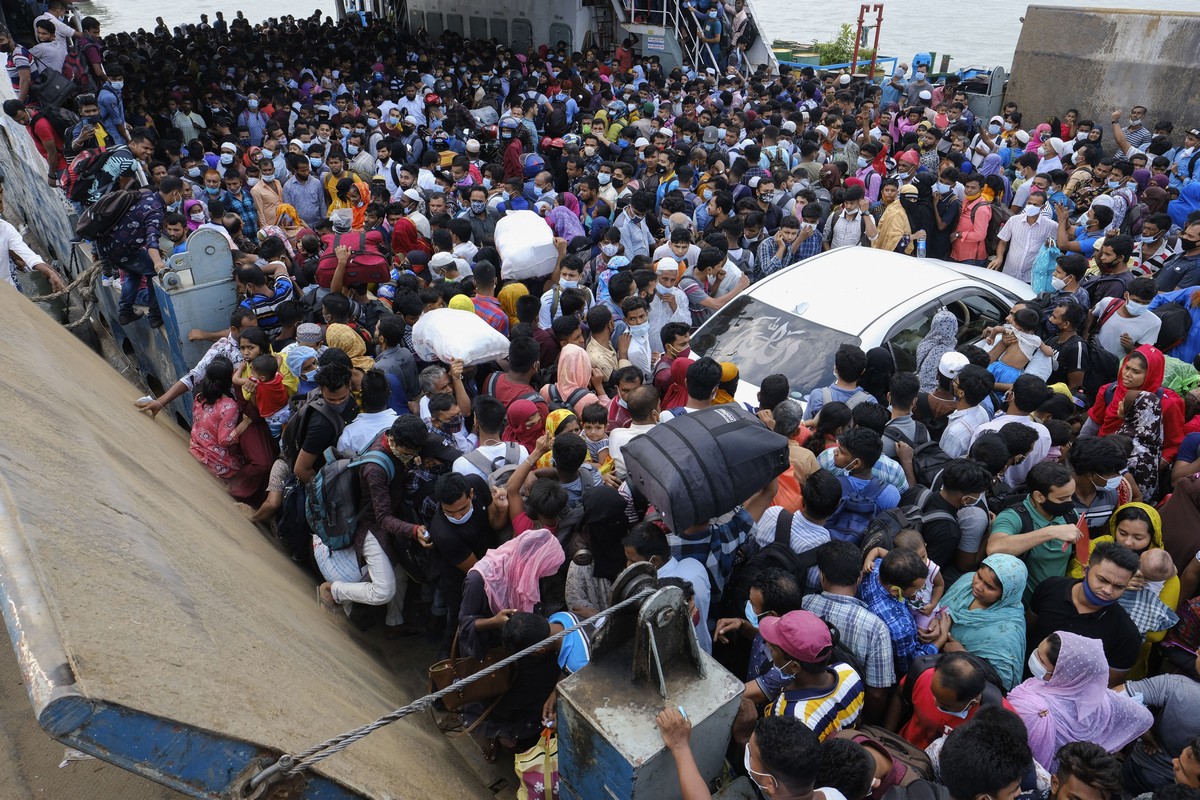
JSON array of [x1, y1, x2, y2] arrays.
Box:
[[802, 592, 896, 689], [857, 561, 937, 679], [473, 294, 509, 336], [667, 507, 755, 596], [818, 449, 909, 494], [225, 189, 259, 235]]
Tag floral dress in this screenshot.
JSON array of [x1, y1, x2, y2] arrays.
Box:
[[189, 397, 243, 479]]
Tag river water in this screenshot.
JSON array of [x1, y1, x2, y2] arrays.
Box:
[[75, 0, 1197, 69]]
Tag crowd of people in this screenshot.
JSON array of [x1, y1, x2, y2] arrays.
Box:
[[6, 3, 1200, 797]]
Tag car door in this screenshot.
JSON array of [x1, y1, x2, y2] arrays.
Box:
[[882, 300, 945, 373], [881, 289, 1013, 373]]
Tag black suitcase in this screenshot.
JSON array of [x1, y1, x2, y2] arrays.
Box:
[[623, 405, 789, 532]]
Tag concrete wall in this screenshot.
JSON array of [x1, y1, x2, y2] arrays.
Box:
[[1008, 6, 1200, 132]]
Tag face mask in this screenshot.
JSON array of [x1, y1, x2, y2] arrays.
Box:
[[248, 99, 259, 110], [708, 9, 718, 17], [583, 145, 597, 158], [246, 177, 259, 187], [612, 177, 626, 188], [599, 243, 619, 258], [190, 212, 206, 223], [702, 188, 713, 200], [988, 124, 1002, 135], [438, 415, 464, 432], [1080, 572, 1118, 607], [598, 173, 611, 185], [743, 748, 776, 795], [445, 505, 475, 525], [167, 200, 181, 212], [367, 117, 380, 128], [262, 174, 276, 182], [560, 278, 579, 289], [618, 139, 630, 148], [347, 145, 360, 155], [1050, 276, 1067, 291], [1095, 475, 1123, 492], [629, 321, 650, 338], [916, 72, 926, 80], [655, 164, 667, 174], [1125, 299, 1149, 316], [501, 191, 512, 201], [857, 156, 868, 169], [1138, 234, 1158, 244], [310, 157, 322, 168], [109, 81, 124, 91], [469, 200, 486, 215], [219, 153, 234, 165], [302, 369, 318, 381], [1107, 179, 1121, 189], [205, 186, 221, 196], [935, 702, 973, 719], [1183, 236, 1200, 253], [187, 167, 202, 179], [1027, 651, 1049, 680], [935, 181, 950, 193], [1040, 497, 1075, 517]]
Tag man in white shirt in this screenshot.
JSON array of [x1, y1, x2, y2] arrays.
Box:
[[336, 371, 399, 455], [0, 180, 66, 293], [991, 192, 1058, 283], [971, 374, 1052, 485], [823, 187, 877, 250], [1089, 278, 1162, 360], [609, 385, 659, 479], [648, 258, 691, 352], [33, 1, 79, 69], [452, 396, 530, 480]]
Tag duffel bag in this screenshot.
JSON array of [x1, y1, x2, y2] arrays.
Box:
[[315, 231, 391, 288]]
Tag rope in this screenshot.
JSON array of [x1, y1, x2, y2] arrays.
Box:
[[23, 262, 100, 304], [248, 587, 655, 791]]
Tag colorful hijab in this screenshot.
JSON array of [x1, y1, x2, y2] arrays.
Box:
[[1118, 390, 1166, 502], [1169, 182, 1200, 229], [941, 555, 1028, 690], [499, 282, 529, 327], [1093, 345, 1165, 436], [325, 323, 375, 371], [536, 409, 579, 468], [504, 398, 544, 451], [469, 528, 566, 615], [1026, 123, 1051, 153], [548, 201, 586, 240], [555, 344, 596, 399], [916, 308, 959, 393], [876, 186, 915, 253], [1131, 168, 1152, 195], [1008, 632, 1152, 770], [183, 198, 208, 231]]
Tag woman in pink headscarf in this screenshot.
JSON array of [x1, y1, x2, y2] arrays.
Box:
[[1008, 632, 1151, 771], [540, 343, 609, 415], [547, 192, 587, 240], [1026, 123, 1052, 153], [457, 528, 566, 660]]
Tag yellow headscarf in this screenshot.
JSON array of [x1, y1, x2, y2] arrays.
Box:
[[714, 362, 739, 405], [499, 283, 529, 327], [1069, 501, 1164, 577], [535, 409, 589, 469], [325, 323, 375, 371], [448, 294, 475, 312]]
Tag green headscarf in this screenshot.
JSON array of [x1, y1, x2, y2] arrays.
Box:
[[942, 554, 1028, 690]]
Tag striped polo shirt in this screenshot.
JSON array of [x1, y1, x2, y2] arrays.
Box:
[[764, 662, 864, 740]]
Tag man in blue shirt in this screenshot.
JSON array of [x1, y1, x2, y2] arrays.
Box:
[[804, 343, 877, 422], [1054, 201, 1110, 261], [97, 64, 130, 145]]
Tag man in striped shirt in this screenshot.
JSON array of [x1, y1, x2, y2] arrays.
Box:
[[758, 610, 864, 740], [236, 261, 297, 338]]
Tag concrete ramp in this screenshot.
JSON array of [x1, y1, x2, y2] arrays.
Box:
[[0, 283, 490, 799], [1008, 6, 1200, 126]]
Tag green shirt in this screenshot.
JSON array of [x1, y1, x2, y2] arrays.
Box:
[[990, 496, 1071, 602]]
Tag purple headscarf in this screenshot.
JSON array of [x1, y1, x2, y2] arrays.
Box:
[[1132, 168, 1152, 195], [1007, 632, 1151, 770], [547, 200, 586, 240]]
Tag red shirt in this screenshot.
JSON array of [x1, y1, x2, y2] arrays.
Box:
[[899, 668, 1016, 749], [490, 372, 548, 413], [28, 114, 67, 171]]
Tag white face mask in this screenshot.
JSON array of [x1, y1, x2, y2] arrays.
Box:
[[1028, 650, 1049, 680], [1051, 276, 1066, 291], [445, 504, 475, 525], [1024, 204, 1041, 216]]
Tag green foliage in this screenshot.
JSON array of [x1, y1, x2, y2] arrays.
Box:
[[814, 23, 874, 66]]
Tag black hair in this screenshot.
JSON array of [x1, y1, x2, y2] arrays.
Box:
[[502, 612, 551, 652], [850, 402, 888, 434], [889, 372, 920, 409], [359, 369, 390, 413], [527, 479, 569, 522], [752, 567, 805, 615], [816, 539, 865, 587], [658, 576, 696, 603], [834, 343, 868, 382], [808, 401, 853, 458], [838, 427, 883, 469], [879, 547, 925, 589], [1011, 374, 1052, 413], [622, 521, 670, 562], [998, 421, 1040, 462], [968, 432, 1010, 476], [1054, 299, 1086, 332], [552, 432, 588, 472], [472, 396, 507, 436], [937, 651, 988, 702], [433, 472, 472, 506], [1089, 540, 1140, 573], [508, 336, 541, 374], [581, 402, 608, 426], [802, 469, 843, 520], [196, 355, 235, 406], [955, 364, 995, 407], [1045, 419, 1072, 448], [389, 414, 430, 451], [686, 357, 724, 401], [939, 715, 1033, 800], [1054, 741, 1124, 800], [551, 314, 582, 344], [816, 738, 875, 800], [754, 716, 822, 793], [1026, 460, 1074, 498], [428, 391, 457, 416], [941, 459, 994, 494], [1067, 435, 1128, 478]]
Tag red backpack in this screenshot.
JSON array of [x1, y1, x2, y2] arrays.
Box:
[[60, 146, 111, 202]]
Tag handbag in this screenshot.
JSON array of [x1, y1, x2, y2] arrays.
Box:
[[515, 729, 559, 800], [427, 626, 515, 712], [29, 54, 78, 110], [1030, 240, 1061, 295]]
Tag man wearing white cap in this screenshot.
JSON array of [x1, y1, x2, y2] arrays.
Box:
[[648, 258, 691, 351], [400, 187, 431, 238]]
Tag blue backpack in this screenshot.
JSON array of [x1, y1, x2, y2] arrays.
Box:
[[305, 447, 395, 551], [825, 475, 887, 545]]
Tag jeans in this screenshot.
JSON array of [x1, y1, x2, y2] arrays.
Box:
[[117, 250, 161, 323]]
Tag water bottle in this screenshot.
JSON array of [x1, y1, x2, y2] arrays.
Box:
[[916, 239, 927, 258]]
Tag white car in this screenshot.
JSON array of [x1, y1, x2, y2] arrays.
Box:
[[690, 247, 1036, 408]]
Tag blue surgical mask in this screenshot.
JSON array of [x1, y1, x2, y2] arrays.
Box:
[[744, 600, 760, 628], [347, 145, 360, 155], [302, 369, 318, 381], [560, 278, 579, 289], [109, 80, 124, 90], [856, 156, 868, 169], [1125, 299, 1149, 317], [1095, 475, 1123, 492], [340, 126, 351, 138], [988, 124, 1002, 135], [936, 702, 973, 719], [1138, 234, 1157, 244], [368, 117, 379, 128], [445, 505, 475, 525], [502, 190, 511, 201], [935, 181, 950, 193], [309, 157, 323, 168], [1081, 571, 1118, 607], [187, 167, 202, 179], [629, 321, 650, 337], [248, 98, 259, 110], [219, 153, 234, 165], [1107, 179, 1121, 189]]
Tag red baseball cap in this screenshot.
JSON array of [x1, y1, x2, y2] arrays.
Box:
[[759, 610, 833, 663]]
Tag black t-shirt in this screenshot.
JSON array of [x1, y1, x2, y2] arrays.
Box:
[[1030, 576, 1141, 672], [900, 487, 961, 569], [428, 474, 495, 590], [1048, 334, 1086, 386], [300, 398, 359, 470]]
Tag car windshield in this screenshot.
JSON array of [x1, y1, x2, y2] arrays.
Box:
[[691, 295, 860, 398]]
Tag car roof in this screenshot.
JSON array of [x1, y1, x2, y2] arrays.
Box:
[[737, 247, 1021, 335]]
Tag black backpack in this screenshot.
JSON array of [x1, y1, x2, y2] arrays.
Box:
[[1153, 301, 1192, 352], [908, 440, 952, 489], [280, 393, 346, 471], [31, 106, 81, 141], [78, 187, 143, 240], [547, 384, 593, 413], [721, 510, 819, 617], [859, 488, 957, 557]]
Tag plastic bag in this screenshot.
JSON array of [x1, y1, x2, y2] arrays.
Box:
[[495, 210, 558, 280], [515, 730, 558, 800], [411, 307, 510, 366], [1030, 240, 1060, 295]]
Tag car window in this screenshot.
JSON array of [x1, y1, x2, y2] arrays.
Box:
[[691, 295, 861, 398], [949, 292, 1010, 345], [885, 303, 940, 373]]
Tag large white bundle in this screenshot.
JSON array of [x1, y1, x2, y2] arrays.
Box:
[[494, 210, 558, 280], [411, 308, 510, 366]]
